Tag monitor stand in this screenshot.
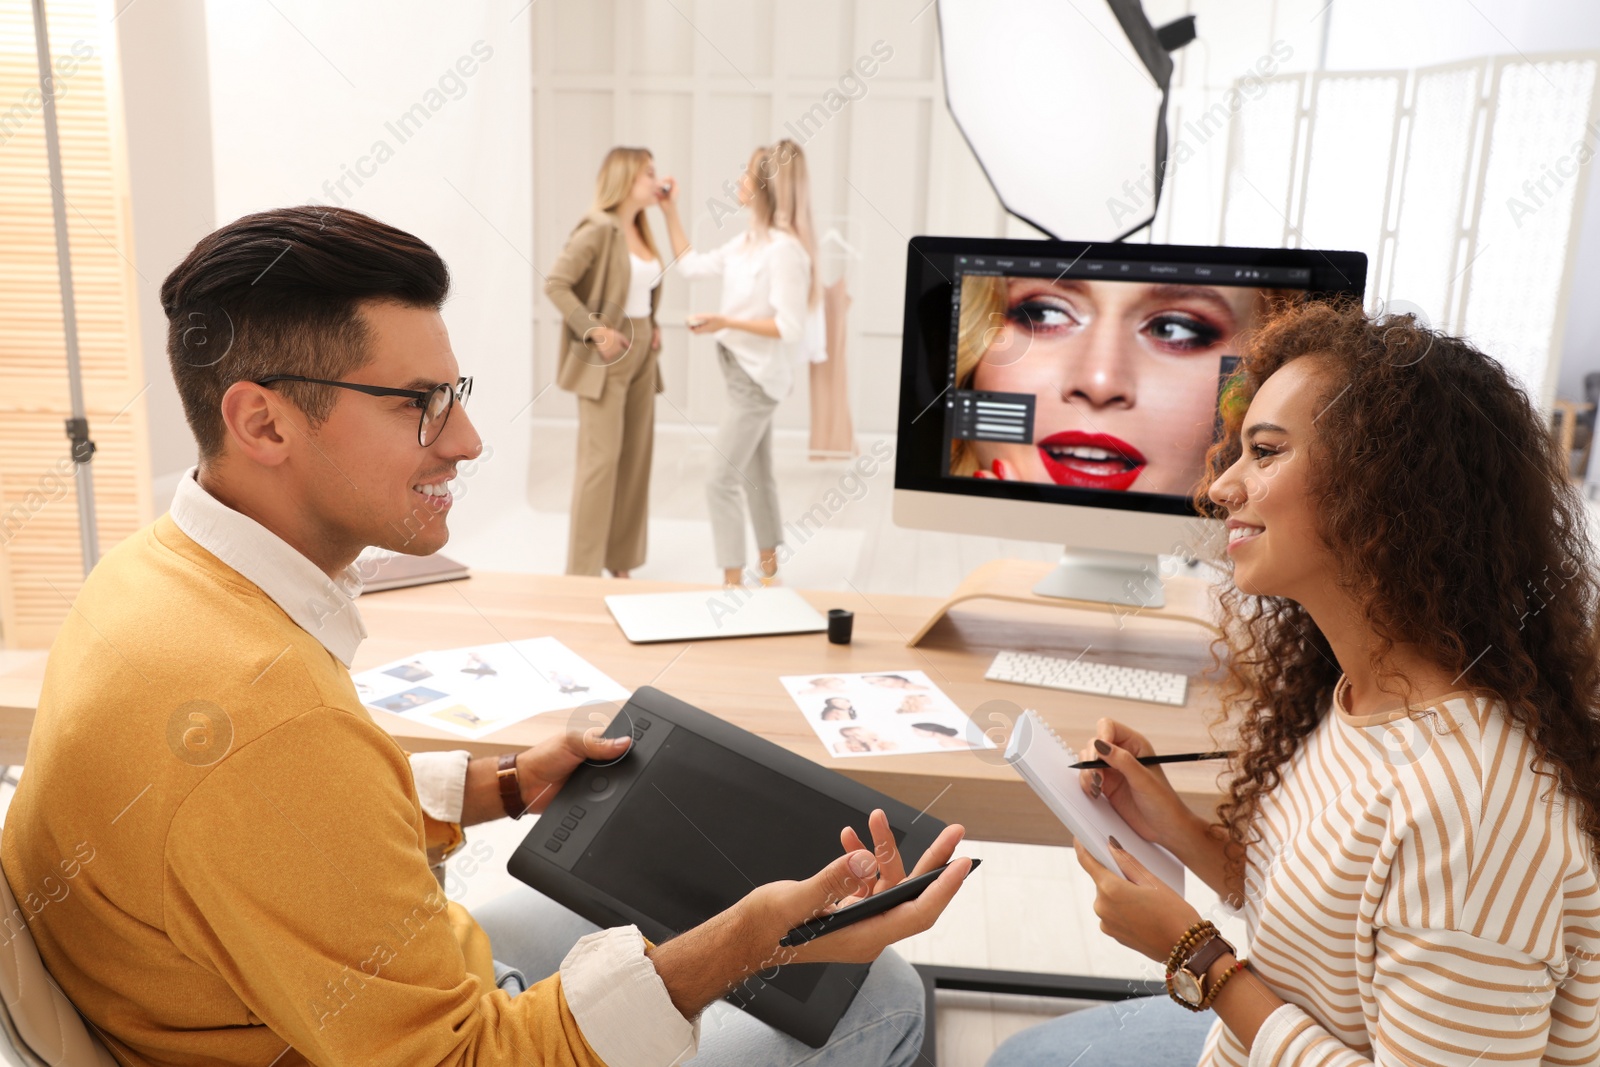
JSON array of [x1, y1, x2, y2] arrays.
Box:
[[906, 558, 1217, 647], [1031, 549, 1164, 609]]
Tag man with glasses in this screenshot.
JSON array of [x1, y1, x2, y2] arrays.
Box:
[[254, 373, 474, 447], [1, 207, 963, 1066]]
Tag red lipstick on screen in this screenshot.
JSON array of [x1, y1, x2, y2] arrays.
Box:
[[1036, 431, 1146, 491]]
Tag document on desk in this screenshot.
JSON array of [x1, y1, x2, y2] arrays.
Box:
[[1006, 709, 1185, 894], [352, 638, 629, 741], [779, 669, 997, 758]]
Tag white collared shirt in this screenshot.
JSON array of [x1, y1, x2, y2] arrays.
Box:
[[168, 468, 700, 1065]]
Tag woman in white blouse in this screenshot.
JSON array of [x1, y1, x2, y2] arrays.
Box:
[[660, 143, 814, 587]]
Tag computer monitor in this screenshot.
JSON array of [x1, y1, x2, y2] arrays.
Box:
[[894, 236, 1367, 607]]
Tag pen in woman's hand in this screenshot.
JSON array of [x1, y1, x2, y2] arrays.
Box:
[[1068, 749, 1234, 770]]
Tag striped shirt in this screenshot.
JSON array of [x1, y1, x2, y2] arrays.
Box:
[[1199, 682, 1600, 1066]]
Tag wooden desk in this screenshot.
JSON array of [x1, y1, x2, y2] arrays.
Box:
[[0, 567, 1234, 847]]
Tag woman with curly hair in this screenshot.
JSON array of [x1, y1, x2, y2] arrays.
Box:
[[989, 300, 1600, 1066]]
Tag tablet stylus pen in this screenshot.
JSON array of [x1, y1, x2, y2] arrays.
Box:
[[779, 859, 982, 948], [1068, 749, 1234, 770]]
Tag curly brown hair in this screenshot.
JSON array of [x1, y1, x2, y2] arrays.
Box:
[[1195, 298, 1600, 876]]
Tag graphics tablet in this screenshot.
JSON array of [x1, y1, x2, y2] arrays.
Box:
[[506, 686, 948, 1047]]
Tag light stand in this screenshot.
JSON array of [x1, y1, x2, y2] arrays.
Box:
[[29, 0, 99, 577]]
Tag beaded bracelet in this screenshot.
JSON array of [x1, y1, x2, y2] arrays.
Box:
[[1199, 958, 1248, 1010], [1166, 920, 1216, 974], [1166, 923, 1214, 974]]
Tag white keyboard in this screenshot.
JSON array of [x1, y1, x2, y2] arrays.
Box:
[[986, 650, 1188, 706]]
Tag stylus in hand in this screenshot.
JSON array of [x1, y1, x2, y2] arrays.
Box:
[[778, 859, 980, 948], [1068, 749, 1233, 770]]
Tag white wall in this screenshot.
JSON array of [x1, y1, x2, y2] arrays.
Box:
[[116, 0, 213, 489], [526, 0, 1006, 436], [200, 0, 534, 534], [1322, 0, 1600, 67], [141, 0, 1600, 517], [196, 0, 996, 511]]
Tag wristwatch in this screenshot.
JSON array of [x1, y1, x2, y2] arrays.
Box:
[[1169, 930, 1236, 1010], [496, 753, 525, 820]]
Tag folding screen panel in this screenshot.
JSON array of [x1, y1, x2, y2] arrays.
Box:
[[1218, 53, 1599, 404]]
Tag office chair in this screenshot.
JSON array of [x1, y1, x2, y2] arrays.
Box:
[[0, 854, 116, 1066]]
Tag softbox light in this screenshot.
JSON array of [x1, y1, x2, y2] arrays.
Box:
[[937, 0, 1193, 242]]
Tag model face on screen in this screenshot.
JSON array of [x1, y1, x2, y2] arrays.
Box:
[[955, 277, 1262, 496]]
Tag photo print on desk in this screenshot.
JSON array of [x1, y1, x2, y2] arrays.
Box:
[[384, 661, 433, 683], [354, 637, 628, 741], [372, 686, 447, 713], [779, 669, 997, 758]]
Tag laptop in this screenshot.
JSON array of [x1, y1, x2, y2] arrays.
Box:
[[605, 587, 828, 643]]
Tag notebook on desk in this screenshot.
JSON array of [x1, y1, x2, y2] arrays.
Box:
[[357, 552, 469, 593], [1005, 709, 1185, 894]]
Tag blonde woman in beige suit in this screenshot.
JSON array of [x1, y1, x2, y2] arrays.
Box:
[[546, 147, 670, 577]]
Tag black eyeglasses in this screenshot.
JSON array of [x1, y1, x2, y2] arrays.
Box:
[[254, 375, 473, 446]]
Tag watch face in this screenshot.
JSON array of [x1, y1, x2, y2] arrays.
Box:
[[1174, 970, 1203, 1005]]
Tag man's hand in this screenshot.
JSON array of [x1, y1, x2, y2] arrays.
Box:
[[647, 814, 972, 1019], [461, 728, 630, 826], [513, 728, 631, 816], [762, 815, 969, 966]]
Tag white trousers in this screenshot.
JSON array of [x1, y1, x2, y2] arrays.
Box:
[[707, 345, 783, 570]]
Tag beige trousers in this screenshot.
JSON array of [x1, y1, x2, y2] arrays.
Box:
[[566, 318, 657, 575]]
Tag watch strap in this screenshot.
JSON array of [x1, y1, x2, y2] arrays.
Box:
[[497, 753, 525, 820], [1171, 931, 1237, 1010], [1183, 933, 1234, 983], [1167, 920, 1216, 974]]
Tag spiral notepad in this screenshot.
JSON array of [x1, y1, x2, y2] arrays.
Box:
[[1005, 709, 1186, 894]]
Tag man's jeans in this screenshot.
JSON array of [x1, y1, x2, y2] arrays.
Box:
[[475, 880, 927, 1067]]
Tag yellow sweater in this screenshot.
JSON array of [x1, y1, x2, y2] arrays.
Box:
[[1, 517, 607, 1066]]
